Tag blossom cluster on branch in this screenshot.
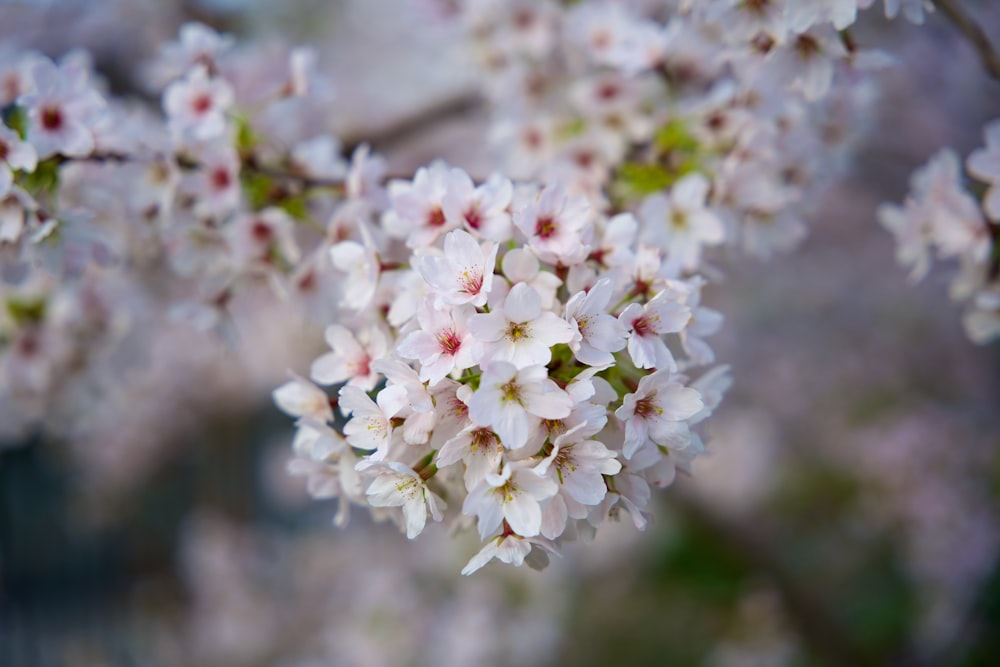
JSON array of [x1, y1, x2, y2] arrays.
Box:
[[0, 0, 995, 574], [881, 123, 1000, 343]]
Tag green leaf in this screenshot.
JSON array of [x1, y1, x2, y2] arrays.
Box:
[[241, 171, 273, 211], [614, 162, 676, 197], [556, 117, 587, 141], [6, 296, 46, 326], [233, 115, 258, 157], [3, 105, 28, 140], [654, 119, 700, 155], [17, 157, 61, 196], [277, 193, 309, 221]]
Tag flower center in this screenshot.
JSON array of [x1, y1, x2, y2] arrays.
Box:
[[41, 106, 64, 132], [470, 428, 499, 452], [500, 379, 523, 405], [437, 329, 462, 355], [464, 205, 483, 230], [506, 321, 529, 341], [251, 220, 273, 242], [427, 206, 446, 227], [795, 34, 821, 59], [634, 393, 663, 420], [460, 268, 483, 295], [191, 93, 213, 114], [632, 314, 656, 337], [0, 140, 8, 162], [210, 167, 232, 190], [535, 215, 558, 239]]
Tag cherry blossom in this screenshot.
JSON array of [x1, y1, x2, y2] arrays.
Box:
[[311, 325, 388, 391], [18, 57, 105, 159], [468, 282, 575, 369], [467, 362, 573, 450], [463, 460, 558, 540], [615, 369, 705, 459], [416, 228, 498, 308], [362, 461, 445, 538]]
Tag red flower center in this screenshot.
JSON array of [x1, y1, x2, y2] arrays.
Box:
[[41, 106, 64, 131], [438, 329, 462, 355], [535, 215, 557, 239], [464, 206, 483, 230], [427, 207, 446, 227], [632, 314, 654, 337], [191, 93, 213, 114], [251, 221, 273, 242], [210, 167, 232, 190]]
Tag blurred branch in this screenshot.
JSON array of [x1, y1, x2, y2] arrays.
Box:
[[671, 490, 884, 667], [931, 0, 1000, 83], [342, 90, 483, 155]]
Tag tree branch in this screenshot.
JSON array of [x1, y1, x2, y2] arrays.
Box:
[[931, 0, 1000, 83]]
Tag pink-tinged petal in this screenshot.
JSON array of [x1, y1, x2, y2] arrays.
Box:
[[495, 535, 533, 566], [532, 312, 576, 346], [969, 150, 1000, 183], [984, 186, 1000, 221], [502, 248, 540, 282], [627, 334, 658, 369], [468, 311, 506, 342], [692, 211, 725, 244], [672, 173, 708, 209], [419, 354, 453, 385], [659, 385, 704, 420], [503, 491, 542, 537], [622, 418, 649, 459], [310, 351, 350, 385], [646, 297, 691, 334], [524, 385, 573, 420], [273, 378, 330, 420], [471, 493, 504, 540], [402, 496, 428, 538], [494, 402, 531, 449], [503, 282, 542, 323], [461, 539, 501, 575], [515, 469, 558, 499], [604, 213, 638, 247], [443, 227, 481, 260], [563, 469, 607, 506], [541, 495, 569, 540], [375, 385, 409, 418], [324, 325, 364, 359], [397, 330, 441, 361], [618, 302, 643, 328], [415, 252, 450, 291], [366, 475, 404, 506]]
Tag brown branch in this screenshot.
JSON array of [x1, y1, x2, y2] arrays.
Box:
[[931, 0, 1000, 83], [342, 90, 483, 155]]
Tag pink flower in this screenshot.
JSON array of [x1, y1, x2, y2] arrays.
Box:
[[416, 228, 498, 308]]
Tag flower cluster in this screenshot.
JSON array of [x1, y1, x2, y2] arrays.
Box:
[[447, 0, 893, 263], [276, 161, 730, 572], [0, 0, 993, 575], [0, 23, 344, 441], [880, 120, 1000, 344]]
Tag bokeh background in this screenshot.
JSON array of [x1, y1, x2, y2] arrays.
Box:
[[1, 1, 999, 665]]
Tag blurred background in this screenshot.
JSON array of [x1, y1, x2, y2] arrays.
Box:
[[1, 1, 999, 665]]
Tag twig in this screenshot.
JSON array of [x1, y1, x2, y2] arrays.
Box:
[[342, 90, 483, 155], [931, 0, 1000, 83]]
